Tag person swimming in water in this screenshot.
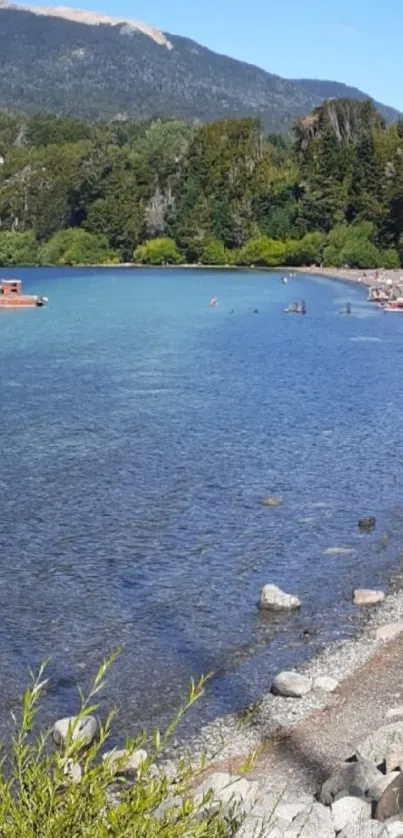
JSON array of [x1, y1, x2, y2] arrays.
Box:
[[209, 296, 218, 307]]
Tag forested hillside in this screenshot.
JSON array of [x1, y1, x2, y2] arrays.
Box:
[[0, 100, 402, 268]]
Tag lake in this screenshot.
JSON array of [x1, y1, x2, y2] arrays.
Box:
[[1, 266, 403, 742]]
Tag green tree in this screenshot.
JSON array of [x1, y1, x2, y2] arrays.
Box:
[[382, 249, 401, 268], [40, 229, 118, 265], [0, 231, 39, 265], [237, 235, 286, 266], [133, 237, 184, 265], [200, 240, 228, 265]]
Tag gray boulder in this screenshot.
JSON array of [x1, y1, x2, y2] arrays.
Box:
[[376, 624, 403, 642], [53, 715, 97, 747], [235, 814, 289, 838], [284, 802, 334, 838], [368, 773, 401, 802], [258, 585, 301, 611], [338, 823, 387, 838], [375, 772, 403, 822], [103, 747, 148, 777], [353, 589, 385, 606], [194, 772, 259, 817], [272, 671, 312, 698], [357, 723, 403, 766], [153, 795, 183, 821], [313, 676, 339, 693], [320, 760, 382, 804], [331, 796, 371, 833], [63, 758, 82, 784]]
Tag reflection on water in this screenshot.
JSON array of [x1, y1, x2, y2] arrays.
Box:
[[0, 267, 403, 741]]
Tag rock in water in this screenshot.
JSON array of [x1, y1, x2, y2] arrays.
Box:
[[353, 589, 385, 606], [261, 496, 283, 507], [258, 584, 301, 611], [331, 797, 371, 833], [358, 517, 376, 532], [272, 671, 312, 698], [357, 723, 403, 766], [320, 760, 382, 804], [376, 773, 403, 821], [284, 802, 334, 838], [53, 715, 97, 747], [313, 676, 339, 693], [103, 748, 148, 777]]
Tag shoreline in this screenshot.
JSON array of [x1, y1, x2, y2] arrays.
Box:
[[33, 263, 403, 293], [169, 583, 403, 789]]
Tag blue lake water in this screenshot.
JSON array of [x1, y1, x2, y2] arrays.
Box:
[[1, 266, 403, 741]]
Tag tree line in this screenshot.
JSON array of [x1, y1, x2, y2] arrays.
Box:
[[0, 99, 401, 268]]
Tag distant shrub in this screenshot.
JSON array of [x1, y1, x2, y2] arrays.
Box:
[[323, 224, 381, 269], [237, 235, 286, 267], [133, 238, 184, 265], [200, 239, 228, 265], [382, 249, 401, 269], [0, 231, 39, 266], [41, 229, 119, 266], [285, 232, 325, 266]]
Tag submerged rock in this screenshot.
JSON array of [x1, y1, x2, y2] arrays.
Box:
[[272, 671, 312, 698], [258, 584, 301, 611], [358, 517, 376, 532], [353, 589, 385, 606], [261, 497, 284, 508], [53, 715, 97, 747]]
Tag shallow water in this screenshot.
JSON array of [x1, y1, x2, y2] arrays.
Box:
[[1, 267, 403, 741]]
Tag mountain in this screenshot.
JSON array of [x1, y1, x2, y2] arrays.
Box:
[[0, 1, 399, 131]]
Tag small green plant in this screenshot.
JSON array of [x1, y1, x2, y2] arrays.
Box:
[[0, 656, 234, 837]]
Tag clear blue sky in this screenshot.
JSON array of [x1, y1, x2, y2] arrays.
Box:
[[20, 0, 403, 110]]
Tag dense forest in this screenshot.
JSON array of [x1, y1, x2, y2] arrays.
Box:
[[0, 99, 402, 269]]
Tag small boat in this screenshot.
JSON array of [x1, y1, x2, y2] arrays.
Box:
[[209, 295, 218, 307], [281, 276, 288, 284], [0, 279, 48, 308], [382, 299, 403, 312]]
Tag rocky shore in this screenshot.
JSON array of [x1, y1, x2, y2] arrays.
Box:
[[295, 265, 403, 295], [157, 581, 403, 836]]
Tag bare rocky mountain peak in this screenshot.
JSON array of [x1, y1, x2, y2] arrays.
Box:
[[0, 0, 173, 47]]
